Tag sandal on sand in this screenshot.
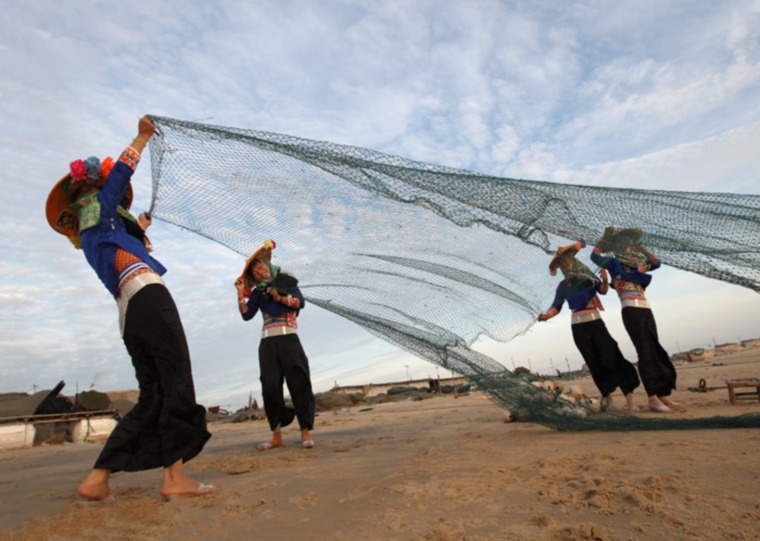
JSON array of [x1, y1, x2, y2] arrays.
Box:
[[648, 404, 671, 413], [80, 494, 117, 505], [162, 483, 216, 502], [301, 439, 315, 449], [624, 405, 640, 412], [257, 442, 279, 451]]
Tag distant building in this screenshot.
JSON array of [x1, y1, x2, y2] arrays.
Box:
[[332, 376, 469, 398]]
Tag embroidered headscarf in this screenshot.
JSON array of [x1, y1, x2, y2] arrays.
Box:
[[597, 227, 651, 271]]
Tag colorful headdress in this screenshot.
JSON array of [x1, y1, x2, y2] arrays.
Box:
[[549, 241, 582, 276], [549, 241, 597, 286], [46, 156, 128, 248], [596, 227, 649, 270], [240, 239, 279, 291]]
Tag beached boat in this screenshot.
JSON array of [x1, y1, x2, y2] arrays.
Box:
[[0, 422, 36, 451], [0, 410, 119, 450], [0, 384, 122, 450], [70, 415, 119, 443], [688, 348, 706, 362]]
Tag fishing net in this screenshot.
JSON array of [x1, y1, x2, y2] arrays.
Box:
[[147, 115, 760, 430]]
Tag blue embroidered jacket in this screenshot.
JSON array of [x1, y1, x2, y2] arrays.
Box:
[[240, 287, 305, 321], [548, 279, 602, 314], [590, 250, 660, 288], [79, 149, 167, 298]]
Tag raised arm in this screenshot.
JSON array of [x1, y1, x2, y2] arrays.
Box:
[[633, 245, 659, 267], [130, 115, 156, 154], [597, 268, 609, 295], [538, 282, 566, 322]]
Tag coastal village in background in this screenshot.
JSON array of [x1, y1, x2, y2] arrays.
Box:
[[2, 338, 759, 451]]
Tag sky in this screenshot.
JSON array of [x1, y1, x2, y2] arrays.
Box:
[[1, 0, 759, 411]]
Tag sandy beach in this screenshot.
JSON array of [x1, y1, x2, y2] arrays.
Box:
[[1, 349, 759, 541]]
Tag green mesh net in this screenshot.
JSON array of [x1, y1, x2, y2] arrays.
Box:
[[147, 115, 760, 431]]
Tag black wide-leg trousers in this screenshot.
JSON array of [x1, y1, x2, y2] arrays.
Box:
[[622, 307, 677, 397], [572, 319, 640, 397], [258, 334, 316, 432], [94, 284, 210, 472]]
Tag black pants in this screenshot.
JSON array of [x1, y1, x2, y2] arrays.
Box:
[[94, 284, 210, 472], [572, 319, 640, 397], [259, 334, 316, 432], [622, 307, 677, 397]]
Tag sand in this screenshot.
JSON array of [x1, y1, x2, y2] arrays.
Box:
[[1, 349, 759, 541]]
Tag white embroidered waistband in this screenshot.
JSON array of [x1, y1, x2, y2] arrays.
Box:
[[621, 298, 651, 309], [261, 326, 297, 339], [571, 311, 601, 325], [116, 272, 165, 335]]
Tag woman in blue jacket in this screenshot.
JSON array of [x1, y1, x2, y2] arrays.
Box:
[[46, 116, 212, 501], [235, 240, 316, 450], [539, 241, 640, 411], [590, 227, 677, 413]]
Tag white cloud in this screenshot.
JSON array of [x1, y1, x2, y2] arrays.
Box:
[[551, 120, 760, 192]]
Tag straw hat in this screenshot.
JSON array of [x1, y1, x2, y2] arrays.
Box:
[[548, 240, 598, 287], [548, 241, 583, 276], [240, 239, 276, 290]]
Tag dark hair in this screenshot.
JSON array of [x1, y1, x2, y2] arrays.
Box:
[[271, 272, 298, 293]]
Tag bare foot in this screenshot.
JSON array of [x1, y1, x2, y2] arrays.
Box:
[[624, 393, 639, 412], [660, 397, 679, 407], [160, 459, 216, 499], [601, 396, 618, 411], [258, 428, 283, 451], [160, 479, 216, 499], [78, 469, 111, 501], [301, 428, 315, 448], [648, 396, 671, 413]]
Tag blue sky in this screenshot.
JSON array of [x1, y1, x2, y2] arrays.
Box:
[[1, 1, 759, 410]]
